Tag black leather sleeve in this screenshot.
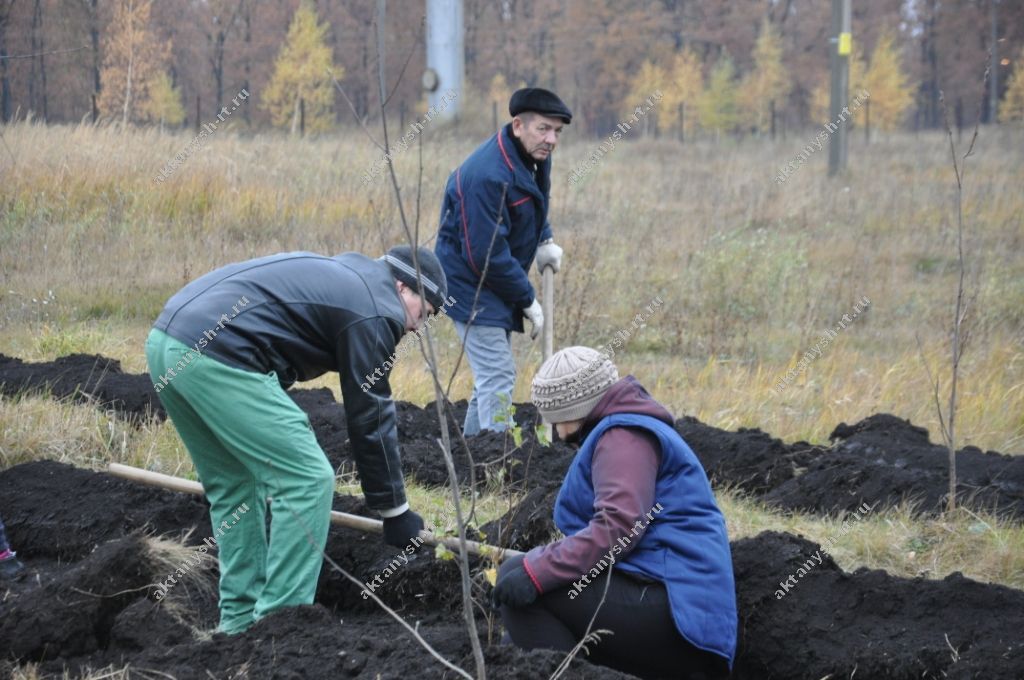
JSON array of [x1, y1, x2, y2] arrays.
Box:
[[335, 317, 407, 511]]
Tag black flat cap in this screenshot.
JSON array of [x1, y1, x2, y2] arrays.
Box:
[[509, 88, 572, 124]]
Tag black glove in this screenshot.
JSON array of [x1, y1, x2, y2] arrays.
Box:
[[382, 509, 425, 549], [492, 554, 539, 608]]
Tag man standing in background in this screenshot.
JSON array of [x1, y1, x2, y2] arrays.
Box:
[[435, 88, 570, 435]]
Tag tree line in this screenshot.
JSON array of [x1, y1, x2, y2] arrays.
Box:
[[0, 0, 1022, 136]]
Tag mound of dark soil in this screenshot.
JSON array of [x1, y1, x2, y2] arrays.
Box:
[[675, 416, 820, 494], [0, 464, 637, 679], [676, 413, 1024, 519], [0, 352, 164, 420], [0, 460, 211, 560], [480, 483, 563, 550], [732, 530, 1024, 679], [277, 384, 576, 493], [107, 597, 197, 653], [317, 494, 484, 618], [3, 353, 1024, 520], [1, 462, 1023, 679], [122, 605, 637, 680], [0, 535, 154, 661], [397, 418, 577, 492], [762, 414, 1024, 517]]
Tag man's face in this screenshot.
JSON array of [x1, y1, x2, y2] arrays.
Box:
[[397, 282, 435, 332], [512, 113, 565, 162]]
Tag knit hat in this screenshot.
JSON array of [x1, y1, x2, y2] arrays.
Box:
[[380, 245, 448, 311], [531, 346, 619, 423], [509, 87, 573, 124]]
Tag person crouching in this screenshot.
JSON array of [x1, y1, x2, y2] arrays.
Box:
[[492, 346, 737, 679]]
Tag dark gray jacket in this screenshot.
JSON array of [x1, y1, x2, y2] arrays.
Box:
[[154, 251, 409, 511]]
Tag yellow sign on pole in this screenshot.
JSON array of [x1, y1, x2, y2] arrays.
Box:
[[838, 32, 852, 56]]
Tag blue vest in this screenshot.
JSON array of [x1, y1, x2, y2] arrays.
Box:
[[554, 413, 737, 665]]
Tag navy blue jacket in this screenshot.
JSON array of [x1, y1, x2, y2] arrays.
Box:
[[435, 123, 553, 331], [553, 413, 738, 667]]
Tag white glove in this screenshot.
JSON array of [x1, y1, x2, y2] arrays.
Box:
[[536, 240, 563, 273], [523, 299, 544, 340]]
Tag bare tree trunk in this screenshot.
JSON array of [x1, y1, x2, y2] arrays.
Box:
[[0, 0, 12, 122], [989, 0, 999, 124], [122, 0, 135, 125], [926, 0, 940, 127], [89, 0, 100, 97], [30, 0, 46, 120], [37, 0, 46, 119], [241, 0, 251, 124], [208, 0, 242, 115], [936, 56, 986, 511], [212, 37, 225, 114], [122, 41, 134, 124]]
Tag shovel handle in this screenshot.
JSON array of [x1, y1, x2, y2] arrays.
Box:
[[107, 463, 523, 562], [540, 266, 556, 436], [542, 266, 554, 361]]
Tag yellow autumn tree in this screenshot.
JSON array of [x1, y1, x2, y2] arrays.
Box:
[[698, 54, 740, 136], [739, 20, 790, 134], [860, 31, 913, 131], [483, 73, 527, 127], [998, 46, 1024, 123], [142, 72, 185, 128], [261, 1, 339, 133], [97, 0, 170, 125], [622, 60, 666, 137], [659, 48, 704, 137], [488, 73, 512, 112]]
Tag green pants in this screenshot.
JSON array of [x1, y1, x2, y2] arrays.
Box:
[[145, 328, 334, 634]]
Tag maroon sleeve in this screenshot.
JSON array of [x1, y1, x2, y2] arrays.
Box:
[[522, 427, 660, 593]]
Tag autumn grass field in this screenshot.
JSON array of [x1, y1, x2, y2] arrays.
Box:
[[1, 117, 1023, 594]]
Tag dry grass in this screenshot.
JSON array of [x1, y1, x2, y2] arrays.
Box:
[[9, 665, 135, 680], [1, 119, 1021, 448], [720, 489, 1024, 590], [145, 534, 219, 635], [1, 118, 1022, 591], [0, 392, 195, 476]]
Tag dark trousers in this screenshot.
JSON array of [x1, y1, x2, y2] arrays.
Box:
[[499, 564, 730, 680]]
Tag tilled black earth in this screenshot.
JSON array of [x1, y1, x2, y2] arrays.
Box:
[[3, 353, 1022, 519], [0, 352, 163, 421], [1, 462, 1022, 679], [0, 461, 636, 679]]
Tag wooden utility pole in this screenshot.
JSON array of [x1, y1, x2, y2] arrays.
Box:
[[989, 0, 999, 123], [828, 0, 850, 177]]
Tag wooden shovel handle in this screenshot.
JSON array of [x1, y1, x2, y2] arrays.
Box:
[[542, 266, 555, 361], [107, 463, 523, 561]]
